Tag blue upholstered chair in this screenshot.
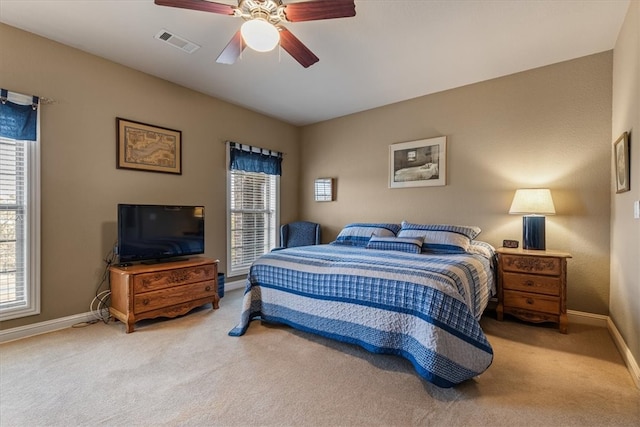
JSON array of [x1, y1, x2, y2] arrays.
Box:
[[279, 221, 321, 249]]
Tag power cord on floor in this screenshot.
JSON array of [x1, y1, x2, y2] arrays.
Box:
[[73, 243, 116, 328]]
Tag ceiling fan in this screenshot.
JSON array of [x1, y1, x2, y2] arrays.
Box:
[[154, 0, 357, 68]]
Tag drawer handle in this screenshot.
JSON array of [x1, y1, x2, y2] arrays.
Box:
[[526, 298, 534, 305], [205, 286, 211, 292], [524, 280, 534, 287], [142, 298, 150, 305]]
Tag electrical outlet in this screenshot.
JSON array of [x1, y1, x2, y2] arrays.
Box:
[[634, 200, 640, 220]]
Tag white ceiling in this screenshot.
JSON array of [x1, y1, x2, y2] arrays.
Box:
[[0, 0, 630, 126]]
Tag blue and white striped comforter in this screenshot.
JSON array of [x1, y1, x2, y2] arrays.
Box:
[[229, 244, 496, 387]]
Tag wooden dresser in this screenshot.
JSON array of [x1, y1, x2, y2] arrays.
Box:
[[496, 248, 572, 333], [109, 257, 219, 333]]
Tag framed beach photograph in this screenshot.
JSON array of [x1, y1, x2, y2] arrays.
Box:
[[116, 117, 182, 174], [613, 132, 629, 193], [389, 136, 447, 188]]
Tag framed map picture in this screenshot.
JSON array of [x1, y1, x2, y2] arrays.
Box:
[[116, 117, 182, 174]]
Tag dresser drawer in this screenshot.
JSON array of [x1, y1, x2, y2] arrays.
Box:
[[501, 254, 561, 276], [133, 264, 217, 293], [134, 279, 217, 314], [502, 272, 560, 296], [503, 290, 559, 315]]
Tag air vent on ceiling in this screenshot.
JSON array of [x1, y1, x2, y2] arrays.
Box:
[[154, 29, 200, 54]]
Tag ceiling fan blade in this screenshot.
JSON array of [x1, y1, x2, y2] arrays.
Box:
[[216, 31, 246, 65], [283, 0, 356, 22], [154, 0, 235, 15], [278, 27, 319, 68]]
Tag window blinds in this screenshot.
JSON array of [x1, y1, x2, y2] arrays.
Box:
[[0, 138, 26, 310], [227, 142, 280, 275], [229, 169, 277, 273], [0, 89, 39, 319]]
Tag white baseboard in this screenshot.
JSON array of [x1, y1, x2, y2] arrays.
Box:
[[607, 317, 640, 389], [568, 309, 639, 388], [0, 312, 95, 344], [567, 309, 608, 327], [224, 278, 246, 293]]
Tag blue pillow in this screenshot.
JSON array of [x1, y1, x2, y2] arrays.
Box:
[[332, 223, 401, 247], [397, 221, 481, 254], [366, 235, 424, 254]]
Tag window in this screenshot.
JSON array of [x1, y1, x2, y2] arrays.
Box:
[[227, 169, 278, 276], [226, 143, 281, 277], [0, 91, 41, 321]]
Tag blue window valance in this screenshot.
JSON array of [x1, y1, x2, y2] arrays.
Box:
[[0, 89, 39, 141], [229, 141, 282, 176]]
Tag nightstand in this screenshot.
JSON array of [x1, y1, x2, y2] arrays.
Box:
[[496, 247, 572, 333]]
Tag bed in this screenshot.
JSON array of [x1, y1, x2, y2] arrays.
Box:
[[229, 222, 496, 388], [394, 162, 439, 181]]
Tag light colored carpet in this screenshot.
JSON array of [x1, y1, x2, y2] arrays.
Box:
[[1, 288, 638, 426]]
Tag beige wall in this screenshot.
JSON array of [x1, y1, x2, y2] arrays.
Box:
[[611, 1, 640, 372], [0, 23, 300, 329], [300, 52, 613, 316]]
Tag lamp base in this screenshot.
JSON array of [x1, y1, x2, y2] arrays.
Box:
[[523, 215, 546, 250]]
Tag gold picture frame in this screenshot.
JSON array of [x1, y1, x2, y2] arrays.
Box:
[[613, 132, 630, 193], [116, 117, 182, 174], [389, 136, 446, 188]]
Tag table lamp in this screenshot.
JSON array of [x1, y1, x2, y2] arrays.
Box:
[[509, 188, 555, 250]]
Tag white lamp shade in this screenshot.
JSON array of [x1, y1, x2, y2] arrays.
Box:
[[509, 188, 556, 215], [241, 19, 280, 52]]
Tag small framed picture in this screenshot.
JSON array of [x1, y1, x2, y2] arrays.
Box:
[[389, 136, 446, 188], [613, 132, 630, 193], [314, 178, 334, 202], [116, 117, 182, 174]]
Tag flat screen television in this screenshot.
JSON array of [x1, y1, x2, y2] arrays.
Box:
[[117, 204, 204, 264]]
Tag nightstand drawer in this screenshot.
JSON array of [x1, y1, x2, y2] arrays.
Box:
[[502, 272, 560, 296], [501, 254, 561, 276], [503, 290, 559, 315]]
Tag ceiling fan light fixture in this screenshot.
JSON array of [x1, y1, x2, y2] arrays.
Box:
[[241, 19, 280, 52]]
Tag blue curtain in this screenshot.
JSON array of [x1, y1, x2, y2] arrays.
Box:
[[0, 89, 39, 141], [229, 141, 282, 176]]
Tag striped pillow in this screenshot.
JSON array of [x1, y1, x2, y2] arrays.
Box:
[[366, 235, 424, 254], [467, 240, 496, 259], [397, 221, 481, 254], [332, 223, 401, 247]]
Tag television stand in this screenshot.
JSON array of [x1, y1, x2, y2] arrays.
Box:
[[109, 257, 219, 333]]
